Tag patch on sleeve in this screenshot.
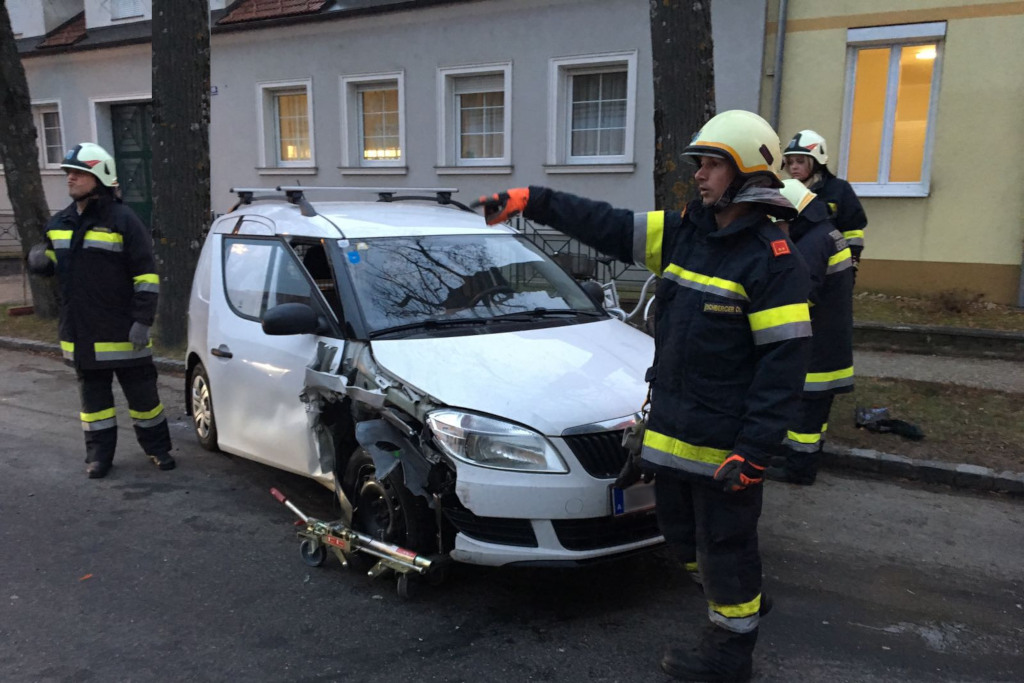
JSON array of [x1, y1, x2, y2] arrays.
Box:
[[771, 239, 791, 257]]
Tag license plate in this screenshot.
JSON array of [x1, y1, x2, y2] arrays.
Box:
[[611, 480, 656, 517]]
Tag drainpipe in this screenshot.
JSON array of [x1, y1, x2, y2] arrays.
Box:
[[1018, 247, 1024, 307], [769, 0, 789, 130]]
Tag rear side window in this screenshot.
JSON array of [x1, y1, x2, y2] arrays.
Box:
[[222, 237, 316, 321]]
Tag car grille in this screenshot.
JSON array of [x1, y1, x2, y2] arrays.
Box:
[[562, 430, 628, 479], [443, 507, 538, 548], [552, 511, 661, 551]]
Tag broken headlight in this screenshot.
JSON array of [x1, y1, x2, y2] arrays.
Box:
[[426, 410, 568, 473]]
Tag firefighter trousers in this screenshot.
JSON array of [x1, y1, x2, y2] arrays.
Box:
[[655, 471, 764, 634], [76, 363, 172, 464], [780, 395, 835, 483]]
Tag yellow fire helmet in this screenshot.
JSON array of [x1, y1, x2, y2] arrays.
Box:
[[783, 129, 829, 167], [61, 142, 118, 188], [683, 110, 785, 188], [780, 178, 816, 215]]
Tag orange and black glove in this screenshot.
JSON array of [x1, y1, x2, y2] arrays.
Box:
[[713, 454, 765, 493], [471, 187, 530, 225]]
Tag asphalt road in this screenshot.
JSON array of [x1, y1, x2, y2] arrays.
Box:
[[1, 348, 1022, 683]]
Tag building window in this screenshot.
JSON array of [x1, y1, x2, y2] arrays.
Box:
[[257, 80, 315, 172], [34, 104, 64, 168], [111, 0, 144, 20], [437, 64, 511, 172], [547, 52, 637, 172], [340, 72, 405, 173], [840, 22, 945, 197]]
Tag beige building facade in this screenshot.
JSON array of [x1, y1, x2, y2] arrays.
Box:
[[762, 0, 1024, 305]]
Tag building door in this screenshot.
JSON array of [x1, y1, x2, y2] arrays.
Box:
[[111, 103, 154, 227]]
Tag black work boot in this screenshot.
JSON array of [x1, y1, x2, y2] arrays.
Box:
[[149, 452, 176, 470], [661, 625, 757, 682], [87, 461, 112, 479]]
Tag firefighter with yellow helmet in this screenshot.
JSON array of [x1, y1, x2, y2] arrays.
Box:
[[783, 130, 868, 269], [768, 179, 855, 485], [474, 110, 811, 681], [27, 142, 174, 478]]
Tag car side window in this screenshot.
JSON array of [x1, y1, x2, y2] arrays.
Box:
[[223, 237, 316, 321]]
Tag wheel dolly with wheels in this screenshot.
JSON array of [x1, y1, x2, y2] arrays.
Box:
[[270, 487, 433, 598]]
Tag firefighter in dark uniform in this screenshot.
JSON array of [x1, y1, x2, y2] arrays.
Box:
[[783, 130, 868, 268], [475, 111, 811, 682], [27, 142, 174, 479], [767, 179, 855, 485]]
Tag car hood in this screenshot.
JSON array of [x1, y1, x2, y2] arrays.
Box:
[[370, 318, 655, 435]]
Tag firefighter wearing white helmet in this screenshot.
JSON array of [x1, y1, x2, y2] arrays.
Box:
[[474, 110, 811, 682], [784, 129, 868, 267], [26, 142, 174, 478], [768, 179, 855, 486]]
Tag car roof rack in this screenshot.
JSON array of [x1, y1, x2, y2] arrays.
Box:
[[276, 186, 474, 213]]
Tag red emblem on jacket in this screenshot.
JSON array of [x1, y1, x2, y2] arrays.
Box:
[[771, 239, 791, 257]]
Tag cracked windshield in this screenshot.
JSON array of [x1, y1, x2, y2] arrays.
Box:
[[344, 234, 600, 334]]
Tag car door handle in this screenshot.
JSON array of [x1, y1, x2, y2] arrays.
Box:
[[210, 344, 233, 359]]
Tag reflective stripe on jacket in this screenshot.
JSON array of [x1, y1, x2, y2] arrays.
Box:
[[42, 196, 159, 370], [524, 186, 811, 475], [811, 171, 867, 259]]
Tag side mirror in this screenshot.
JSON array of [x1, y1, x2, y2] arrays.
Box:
[[262, 302, 326, 336], [580, 280, 606, 310]]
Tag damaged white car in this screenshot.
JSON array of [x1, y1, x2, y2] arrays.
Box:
[[186, 187, 660, 582]]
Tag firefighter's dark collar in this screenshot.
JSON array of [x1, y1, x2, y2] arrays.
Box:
[[707, 210, 767, 240]]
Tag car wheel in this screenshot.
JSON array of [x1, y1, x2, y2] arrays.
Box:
[[190, 362, 219, 451], [343, 448, 433, 572]]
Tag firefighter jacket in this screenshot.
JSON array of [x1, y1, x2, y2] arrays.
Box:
[[34, 196, 160, 370], [809, 169, 867, 261], [522, 186, 811, 476], [789, 196, 855, 397]]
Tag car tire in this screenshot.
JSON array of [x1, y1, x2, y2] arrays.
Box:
[[190, 362, 219, 452], [343, 448, 433, 572]]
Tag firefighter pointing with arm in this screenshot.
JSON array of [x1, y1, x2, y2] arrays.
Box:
[[475, 111, 811, 682], [26, 143, 174, 479]]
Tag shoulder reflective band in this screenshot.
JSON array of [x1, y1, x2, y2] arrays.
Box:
[[83, 230, 124, 252], [633, 211, 666, 275], [48, 229, 73, 250], [133, 273, 160, 293], [663, 264, 749, 301], [826, 248, 853, 275], [842, 229, 864, 247], [748, 303, 812, 345], [804, 366, 854, 393]]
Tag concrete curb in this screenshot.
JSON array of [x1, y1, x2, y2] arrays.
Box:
[[3, 334, 1022, 495], [853, 321, 1024, 360], [0, 335, 186, 374], [821, 445, 1024, 496]]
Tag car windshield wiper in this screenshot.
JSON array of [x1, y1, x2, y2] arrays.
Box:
[[490, 308, 604, 321], [369, 317, 491, 338]]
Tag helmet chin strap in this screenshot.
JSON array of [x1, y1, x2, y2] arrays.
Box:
[[711, 175, 768, 213]]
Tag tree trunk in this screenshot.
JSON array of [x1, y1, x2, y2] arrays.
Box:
[[151, 0, 211, 348], [649, 0, 716, 211], [0, 0, 59, 318]]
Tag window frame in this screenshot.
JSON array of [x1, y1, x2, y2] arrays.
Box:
[[32, 100, 65, 170], [339, 72, 406, 175], [436, 63, 512, 174], [839, 22, 946, 198], [546, 51, 637, 174], [256, 79, 316, 175]]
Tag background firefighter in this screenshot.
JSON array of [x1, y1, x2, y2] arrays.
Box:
[[473, 110, 811, 682], [26, 142, 173, 479]]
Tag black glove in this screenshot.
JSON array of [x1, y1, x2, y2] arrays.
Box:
[[713, 454, 765, 493], [129, 322, 151, 351], [27, 243, 52, 273], [471, 187, 530, 225], [612, 420, 652, 488]]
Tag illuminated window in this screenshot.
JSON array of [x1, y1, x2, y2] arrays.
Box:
[[257, 79, 315, 172], [341, 72, 405, 173], [840, 22, 945, 196], [437, 64, 512, 171], [547, 52, 637, 171]]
